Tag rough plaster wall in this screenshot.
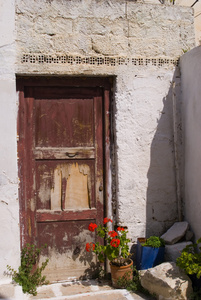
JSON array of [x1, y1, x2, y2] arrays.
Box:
[[14, 0, 195, 243], [180, 46, 201, 241], [0, 0, 20, 283], [115, 69, 181, 240]]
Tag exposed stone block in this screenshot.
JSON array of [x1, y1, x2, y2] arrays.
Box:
[[140, 262, 193, 300], [16, 0, 126, 20], [16, 0, 195, 58], [161, 222, 189, 245], [91, 35, 129, 56], [185, 230, 194, 242], [165, 241, 192, 262]]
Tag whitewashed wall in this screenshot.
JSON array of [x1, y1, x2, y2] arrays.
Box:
[[0, 0, 20, 284], [0, 0, 196, 284], [115, 68, 180, 240], [180, 46, 201, 241]]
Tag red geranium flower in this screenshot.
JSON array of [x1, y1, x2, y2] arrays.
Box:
[[110, 238, 120, 248], [117, 227, 124, 231], [108, 230, 118, 238], [86, 242, 95, 252], [88, 223, 97, 232], [103, 217, 113, 224], [86, 243, 91, 252]]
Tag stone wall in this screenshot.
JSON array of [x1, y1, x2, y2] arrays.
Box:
[[180, 46, 201, 241], [0, 0, 196, 282], [16, 1, 195, 65], [0, 0, 20, 283], [145, 0, 201, 46], [15, 0, 195, 240], [177, 0, 201, 45], [16, 1, 194, 242]]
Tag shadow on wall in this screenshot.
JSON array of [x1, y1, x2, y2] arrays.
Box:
[[146, 67, 182, 237]]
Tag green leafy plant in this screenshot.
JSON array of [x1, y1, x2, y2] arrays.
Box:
[[86, 217, 131, 266], [142, 236, 165, 248], [115, 269, 133, 289], [7, 243, 49, 296], [176, 238, 201, 279]]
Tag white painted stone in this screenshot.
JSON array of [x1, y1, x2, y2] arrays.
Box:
[[140, 262, 193, 300], [180, 47, 201, 242], [165, 241, 192, 262], [115, 70, 179, 239], [0, 283, 15, 299], [0, 0, 20, 284], [161, 222, 189, 244], [0, 284, 30, 300], [0, 0, 15, 47]]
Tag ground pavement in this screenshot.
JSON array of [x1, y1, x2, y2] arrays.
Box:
[[29, 279, 154, 300], [0, 279, 155, 300]]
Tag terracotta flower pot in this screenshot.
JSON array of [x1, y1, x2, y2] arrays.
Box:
[[110, 259, 133, 288]]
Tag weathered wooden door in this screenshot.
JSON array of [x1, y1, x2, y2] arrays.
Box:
[[17, 77, 111, 281]]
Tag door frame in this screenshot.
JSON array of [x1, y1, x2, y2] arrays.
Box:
[[17, 76, 113, 248]]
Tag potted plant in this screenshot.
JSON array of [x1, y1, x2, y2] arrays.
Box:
[[176, 237, 201, 288], [86, 217, 133, 288], [136, 236, 165, 270]]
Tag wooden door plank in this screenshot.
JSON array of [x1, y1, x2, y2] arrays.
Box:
[[34, 147, 95, 159], [36, 208, 97, 222]]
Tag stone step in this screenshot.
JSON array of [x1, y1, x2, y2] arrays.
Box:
[[0, 280, 154, 300]]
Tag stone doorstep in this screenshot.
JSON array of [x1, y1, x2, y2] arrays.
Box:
[[31, 280, 148, 300], [31, 280, 113, 299], [32, 289, 139, 300], [0, 280, 153, 300]]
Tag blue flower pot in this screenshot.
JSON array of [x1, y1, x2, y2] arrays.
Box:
[[136, 238, 165, 270]]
